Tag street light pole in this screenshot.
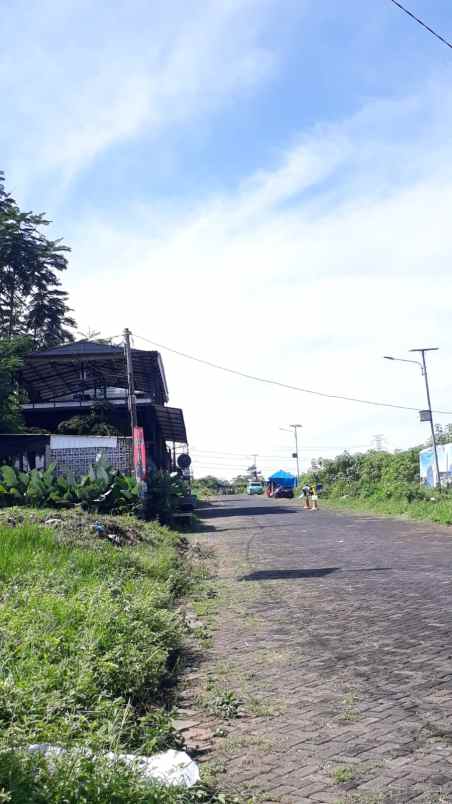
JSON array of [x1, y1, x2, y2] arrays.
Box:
[[410, 348, 441, 489], [290, 424, 302, 482], [383, 348, 440, 488]]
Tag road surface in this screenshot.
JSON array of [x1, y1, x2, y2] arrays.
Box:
[[192, 495, 452, 803]]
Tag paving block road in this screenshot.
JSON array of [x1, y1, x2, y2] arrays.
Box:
[[190, 496, 452, 804]]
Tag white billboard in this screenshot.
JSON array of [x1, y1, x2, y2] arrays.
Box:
[[419, 443, 452, 487]]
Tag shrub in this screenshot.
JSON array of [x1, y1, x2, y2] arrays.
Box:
[[146, 472, 189, 525], [0, 456, 139, 515]]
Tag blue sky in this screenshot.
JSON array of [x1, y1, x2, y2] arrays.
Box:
[[2, 0, 452, 477]]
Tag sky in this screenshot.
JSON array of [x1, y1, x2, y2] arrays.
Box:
[[2, 0, 452, 479]]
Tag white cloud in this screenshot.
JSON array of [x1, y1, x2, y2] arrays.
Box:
[[61, 78, 452, 477], [0, 0, 280, 191]]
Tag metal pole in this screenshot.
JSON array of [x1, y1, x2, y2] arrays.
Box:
[[123, 328, 138, 432], [293, 427, 300, 481], [420, 350, 441, 489], [290, 424, 301, 483]]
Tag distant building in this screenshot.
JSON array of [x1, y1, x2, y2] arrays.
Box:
[[0, 340, 187, 476]]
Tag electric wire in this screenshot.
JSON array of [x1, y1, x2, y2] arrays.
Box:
[[389, 0, 452, 50], [133, 333, 452, 416], [190, 445, 371, 457]]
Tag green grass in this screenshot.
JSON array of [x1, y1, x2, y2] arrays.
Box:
[[320, 492, 452, 526], [0, 509, 241, 803], [333, 766, 355, 784]]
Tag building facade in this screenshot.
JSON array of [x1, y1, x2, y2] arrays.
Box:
[[0, 340, 188, 477]]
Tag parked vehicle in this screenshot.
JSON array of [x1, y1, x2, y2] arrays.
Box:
[[247, 480, 264, 495], [267, 470, 297, 498], [273, 485, 294, 499]]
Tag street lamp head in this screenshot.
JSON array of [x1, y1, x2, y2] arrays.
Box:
[[383, 356, 395, 360]]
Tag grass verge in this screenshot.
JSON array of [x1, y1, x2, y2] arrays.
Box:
[[318, 493, 452, 526], [0, 508, 238, 803]]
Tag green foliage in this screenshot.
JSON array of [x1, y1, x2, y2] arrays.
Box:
[[146, 472, 189, 524], [0, 749, 241, 804], [305, 446, 452, 526], [431, 422, 452, 446], [0, 171, 75, 347], [208, 690, 241, 720], [0, 515, 242, 803], [303, 448, 422, 503], [333, 766, 355, 784], [191, 476, 225, 499], [57, 403, 123, 436], [0, 337, 32, 433], [0, 520, 181, 742], [0, 455, 139, 514]]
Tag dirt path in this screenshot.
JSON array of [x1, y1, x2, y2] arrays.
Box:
[[184, 496, 452, 803]]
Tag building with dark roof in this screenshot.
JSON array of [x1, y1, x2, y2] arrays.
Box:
[[0, 340, 188, 475]]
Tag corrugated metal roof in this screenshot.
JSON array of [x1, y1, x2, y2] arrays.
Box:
[[152, 405, 187, 444], [20, 341, 169, 404], [29, 340, 124, 357]]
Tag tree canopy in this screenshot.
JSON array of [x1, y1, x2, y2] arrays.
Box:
[[0, 337, 32, 432], [0, 171, 76, 347]]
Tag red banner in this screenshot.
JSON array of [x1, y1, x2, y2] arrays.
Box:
[[133, 426, 147, 481]]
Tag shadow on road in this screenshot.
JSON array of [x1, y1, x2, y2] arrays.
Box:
[[240, 567, 390, 581], [199, 505, 298, 519]]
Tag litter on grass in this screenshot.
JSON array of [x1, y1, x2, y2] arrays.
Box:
[[28, 745, 199, 788]]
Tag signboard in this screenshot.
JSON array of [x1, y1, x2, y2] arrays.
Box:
[[133, 427, 147, 482], [420, 443, 452, 487], [50, 436, 117, 449], [419, 410, 432, 422]]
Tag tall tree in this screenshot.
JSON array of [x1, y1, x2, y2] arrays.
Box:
[[0, 171, 76, 347], [0, 336, 32, 432]]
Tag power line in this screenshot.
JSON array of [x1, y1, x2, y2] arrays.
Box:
[[389, 0, 452, 50], [190, 446, 371, 457], [134, 332, 452, 415]]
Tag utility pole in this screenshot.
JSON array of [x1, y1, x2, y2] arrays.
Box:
[[123, 328, 137, 432], [410, 348, 441, 489], [123, 328, 146, 492], [290, 424, 302, 481]]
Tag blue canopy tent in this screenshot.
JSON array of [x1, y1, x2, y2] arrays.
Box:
[[268, 470, 297, 489]]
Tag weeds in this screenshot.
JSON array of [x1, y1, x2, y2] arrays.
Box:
[[0, 747, 245, 803], [333, 766, 355, 784], [0, 512, 235, 803], [208, 691, 241, 720]]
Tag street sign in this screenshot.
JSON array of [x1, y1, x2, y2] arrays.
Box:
[[177, 453, 192, 470], [292, 452, 298, 458], [419, 409, 432, 422]]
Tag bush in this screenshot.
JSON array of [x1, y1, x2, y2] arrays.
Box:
[[0, 456, 140, 515], [146, 472, 189, 525], [303, 446, 452, 525]]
